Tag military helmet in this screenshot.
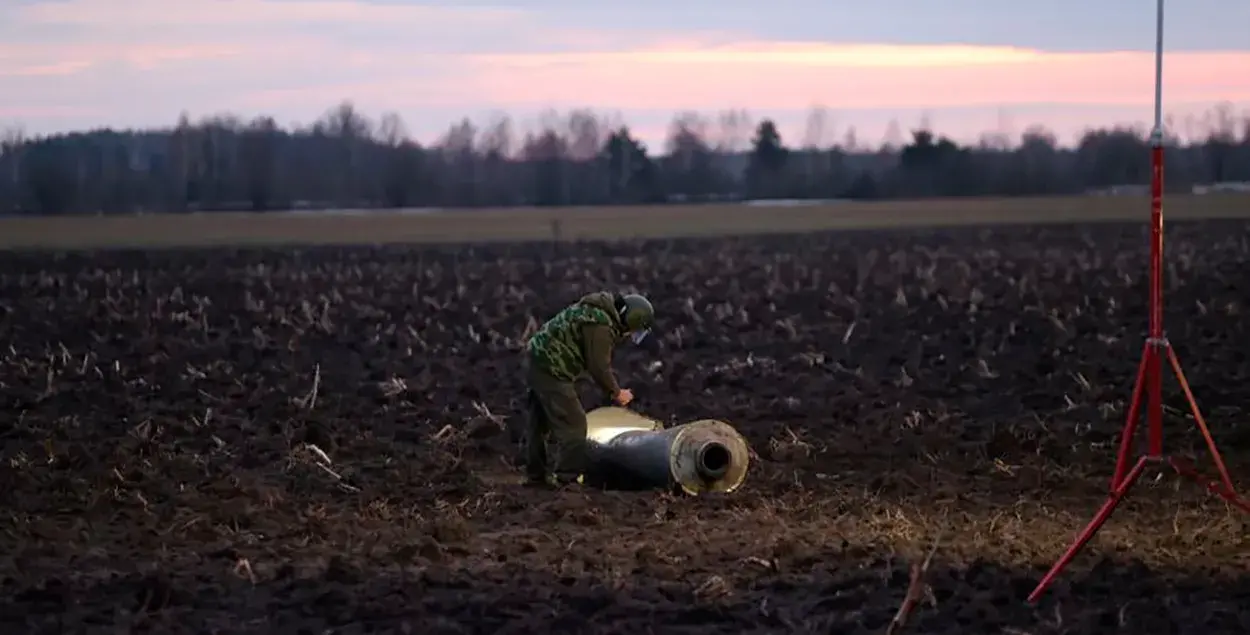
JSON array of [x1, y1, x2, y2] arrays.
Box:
[[615, 293, 654, 343]]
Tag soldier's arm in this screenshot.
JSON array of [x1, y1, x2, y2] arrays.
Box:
[[582, 324, 621, 397]]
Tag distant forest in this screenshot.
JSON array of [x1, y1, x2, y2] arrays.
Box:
[[1, 102, 1248, 215]]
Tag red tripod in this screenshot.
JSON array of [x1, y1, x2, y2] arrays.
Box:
[[1026, 141, 1250, 604]]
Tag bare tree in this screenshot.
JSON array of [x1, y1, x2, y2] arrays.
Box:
[[1240, 112, 1250, 181], [666, 112, 712, 168], [477, 113, 515, 159], [439, 118, 479, 205], [1210, 102, 1238, 141], [1162, 114, 1181, 146], [475, 113, 516, 205], [536, 109, 564, 141], [598, 111, 627, 137], [521, 129, 566, 160], [563, 110, 609, 202], [714, 109, 753, 153], [521, 125, 570, 206], [439, 118, 477, 156], [0, 125, 25, 212], [318, 102, 372, 205], [797, 106, 834, 195], [978, 132, 1012, 151], [1014, 124, 1061, 193], [1202, 103, 1240, 182], [377, 112, 410, 147], [801, 105, 833, 150], [994, 108, 1015, 146], [2, 126, 26, 158], [881, 119, 904, 152], [239, 116, 282, 210], [565, 109, 604, 161], [322, 102, 371, 140], [1181, 114, 1201, 144], [2, 126, 26, 186], [663, 111, 722, 198], [841, 127, 859, 152], [978, 108, 1011, 151], [918, 112, 934, 135]]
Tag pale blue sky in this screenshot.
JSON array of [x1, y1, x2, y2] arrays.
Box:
[[437, 0, 1248, 51], [1, 0, 1247, 149]]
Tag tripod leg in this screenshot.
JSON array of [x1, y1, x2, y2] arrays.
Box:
[[1170, 457, 1250, 514], [1112, 344, 1150, 491], [1165, 345, 1238, 494], [1027, 455, 1148, 604]]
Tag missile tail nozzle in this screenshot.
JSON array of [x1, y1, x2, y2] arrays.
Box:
[[696, 441, 731, 480]]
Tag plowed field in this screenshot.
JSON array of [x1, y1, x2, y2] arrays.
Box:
[[2, 218, 1249, 634]]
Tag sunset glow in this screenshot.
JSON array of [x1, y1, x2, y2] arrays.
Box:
[[1, 0, 1247, 147]]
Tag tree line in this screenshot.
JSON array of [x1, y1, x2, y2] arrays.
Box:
[[0, 102, 1248, 215]]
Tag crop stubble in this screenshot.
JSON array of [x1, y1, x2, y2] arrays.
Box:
[[1, 205, 1250, 633]]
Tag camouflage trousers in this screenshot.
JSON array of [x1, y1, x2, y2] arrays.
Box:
[[524, 364, 588, 482]]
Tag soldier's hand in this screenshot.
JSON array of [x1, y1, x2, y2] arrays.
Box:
[[614, 388, 634, 406]]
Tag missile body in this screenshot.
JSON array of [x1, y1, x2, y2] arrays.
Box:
[[583, 407, 750, 495]]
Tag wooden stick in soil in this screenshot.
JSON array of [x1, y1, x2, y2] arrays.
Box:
[[302, 363, 321, 410], [885, 537, 940, 635]]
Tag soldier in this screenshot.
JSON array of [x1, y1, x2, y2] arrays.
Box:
[[524, 291, 655, 487]]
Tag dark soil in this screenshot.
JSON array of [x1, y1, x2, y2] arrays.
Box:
[[2, 220, 1250, 634]]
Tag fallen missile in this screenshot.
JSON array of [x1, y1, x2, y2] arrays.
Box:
[[583, 406, 751, 495]]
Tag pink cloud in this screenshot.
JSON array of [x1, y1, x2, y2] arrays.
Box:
[[15, 0, 521, 28], [0, 0, 535, 90], [0, 60, 95, 78], [458, 43, 1250, 110], [122, 44, 249, 70], [0, 40, 304, 78], [0, 0, 532, 79]]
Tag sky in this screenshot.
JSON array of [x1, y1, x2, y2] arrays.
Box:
[[2, 0, 1249, 150]]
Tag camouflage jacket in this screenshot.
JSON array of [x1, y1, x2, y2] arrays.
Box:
[[527, 292, 624, 393]]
